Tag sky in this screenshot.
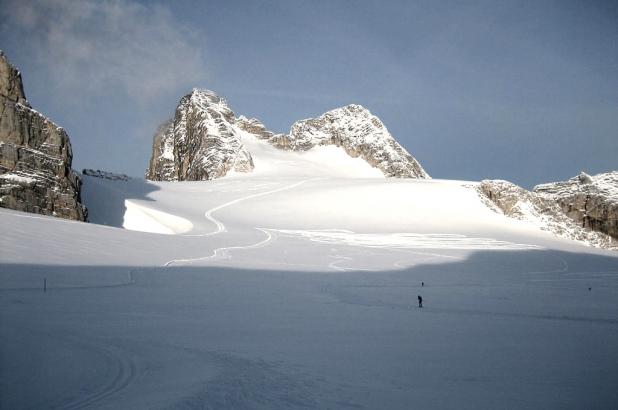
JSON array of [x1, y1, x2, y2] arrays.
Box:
[[1, 0, 617, 188]]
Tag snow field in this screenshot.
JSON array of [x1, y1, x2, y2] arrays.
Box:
[[2, 169, 618, 409]]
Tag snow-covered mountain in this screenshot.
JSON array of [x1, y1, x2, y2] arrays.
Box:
[[146, 89, 429, 181], [0, 51, 86, 220], [3, 59, 618, 410]]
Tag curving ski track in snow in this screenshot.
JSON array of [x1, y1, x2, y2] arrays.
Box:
[[164, 179, 315, 266], [60, 344, 137, 410]]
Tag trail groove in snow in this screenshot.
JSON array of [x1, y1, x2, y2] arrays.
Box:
[[184, 178, 316, 237], [164, 179, 315, 266]]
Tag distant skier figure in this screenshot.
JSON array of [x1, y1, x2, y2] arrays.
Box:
[[418, 295, 423, 308], [421, 281, 424, 287]]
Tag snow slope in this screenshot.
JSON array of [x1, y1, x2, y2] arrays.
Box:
[[2, 169, 618, 409]]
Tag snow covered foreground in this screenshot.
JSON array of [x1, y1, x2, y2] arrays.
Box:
[[2, 165, 618, 408]]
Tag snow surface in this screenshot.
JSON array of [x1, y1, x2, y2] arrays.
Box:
[[2, 171, 618, 409]]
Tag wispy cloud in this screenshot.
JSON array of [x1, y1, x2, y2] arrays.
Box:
[[2, 0, 208, 105]]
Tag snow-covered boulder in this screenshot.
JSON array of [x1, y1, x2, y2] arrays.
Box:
[[0, 50, 86, 221]]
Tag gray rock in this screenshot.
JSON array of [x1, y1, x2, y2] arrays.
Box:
[[0, 50, 86, 221], [534, 171, 618, 240], [146, 89, 254, 181], [147, 90, 429, 181], [478, 179, 616, 250], [273, 104, 429, 178]]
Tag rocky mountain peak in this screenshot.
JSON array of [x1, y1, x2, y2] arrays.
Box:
[[276, 103, 429, 178], [0, 51, 28, 106], [146, 88, 253, 181], [147, 90, 430, 181]]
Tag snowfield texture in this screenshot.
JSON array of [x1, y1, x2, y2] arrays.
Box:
[[2, 173, 618, 409], [146, 89, 429, 181]]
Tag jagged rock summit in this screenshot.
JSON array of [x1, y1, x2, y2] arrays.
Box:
[[147, 90, 253, 181], [0, 51, 86, 220], [146, 89, 429, 181]]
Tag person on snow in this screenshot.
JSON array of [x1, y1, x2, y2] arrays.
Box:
[[418, 295, 423, 308]]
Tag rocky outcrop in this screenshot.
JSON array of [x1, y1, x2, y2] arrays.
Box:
[[82, 169, 130, 181], [0, 51, 86, 220], [478, 179, 616, 250], [146, 89, 253, 181], [147, 90, 429, 181], [268, 104, 429, 178], [534, 172, 618, 240]]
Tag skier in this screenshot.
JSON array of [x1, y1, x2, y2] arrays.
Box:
[[418, 295, 423, 308]]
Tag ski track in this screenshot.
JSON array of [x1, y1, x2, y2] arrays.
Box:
[[2, 324, 138, 410], [60, 344, 137, 410], [164, 179, 315, 266]]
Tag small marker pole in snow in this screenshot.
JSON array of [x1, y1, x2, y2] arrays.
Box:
[[43, 278, 46, 293]]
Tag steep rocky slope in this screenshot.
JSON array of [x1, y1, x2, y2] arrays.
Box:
[[0, 51, 86, 220], [478, 179, 616, 250], [534, 172, 618, 240], [146, 90, 253, 181], [265, 104, 429, 178], [146, 89, 429, 181]]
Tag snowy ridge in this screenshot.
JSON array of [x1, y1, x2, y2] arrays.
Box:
[[146, 90, 429, 180], [269, 104, 429, 178]]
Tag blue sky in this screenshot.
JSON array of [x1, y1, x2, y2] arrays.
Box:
[[1, 0, 617, 187]]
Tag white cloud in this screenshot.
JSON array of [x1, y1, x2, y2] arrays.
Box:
[[3, 0, 208, 105]]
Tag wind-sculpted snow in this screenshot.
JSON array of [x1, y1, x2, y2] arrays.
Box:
[[147, 90, 429, 180], [534, 171, 618, 240], [479, 179, 617, 250]]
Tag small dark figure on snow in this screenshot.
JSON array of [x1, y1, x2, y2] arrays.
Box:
[[421, 281, 424, 287], [418, 295, 423, 308]]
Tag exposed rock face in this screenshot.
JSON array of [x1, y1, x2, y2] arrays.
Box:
[[269, 105, 429, 178], [147, 90, 429, 181], [146, 90, 253, 181], [82, 169, 130, 181], [478, 179, 616, 250], [0, 51, 86, 220], [534, 172, 618, 240]]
